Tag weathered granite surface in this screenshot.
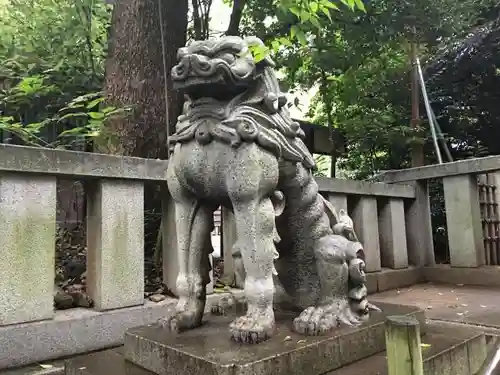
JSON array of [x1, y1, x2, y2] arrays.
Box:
[[162, 35, 379, 344], [125, 303, 424, 375]]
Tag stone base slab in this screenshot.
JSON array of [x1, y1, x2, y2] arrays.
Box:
[[0, 291, 244, 370], [124, 302, 425, 375]]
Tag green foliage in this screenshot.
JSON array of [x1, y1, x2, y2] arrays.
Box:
[[0, 0, 113, 148], [0, 83, 130, 148], [243, 0, 496, 178]]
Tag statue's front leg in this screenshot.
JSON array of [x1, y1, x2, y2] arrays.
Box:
[[228, 197, 277, 344], [160, 175, 213, 332]]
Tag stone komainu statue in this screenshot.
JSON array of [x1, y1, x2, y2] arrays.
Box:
[[162, 35, 379, 344]]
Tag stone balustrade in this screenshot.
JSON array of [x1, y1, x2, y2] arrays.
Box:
[[0, 143, 422, 368], [376, 157, 500, 269]]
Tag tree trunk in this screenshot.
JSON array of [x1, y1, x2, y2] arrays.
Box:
[[101, 0, 188, 158], [226, 0, 247, 36], [100, 0, 189, 270]]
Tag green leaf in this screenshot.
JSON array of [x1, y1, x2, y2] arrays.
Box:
[[320, 0, 339, 10], [101, 106, 117, 114], [271, 40, 281, 52], [88, 112, 105, 120], [58, 112, 88, 120], [300, 9, 311, 22], [354, 0, 366, 11], [86, 97, 104, 109], [249, 44, 270, 63], [278, 37, 293, 46], [320, 5, 333, 21], [296, 28, 307, 46], [339, 0, 355, 10], [310, 1, 319, 12], [291, 24, 299, 39], [289, 6, 300, 17], [58, 127, 86, 136], [310, 15, 321, 29]]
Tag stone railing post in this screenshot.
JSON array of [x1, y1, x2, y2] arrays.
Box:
[[0, 173, 57, 325], [162, 191, 178, 296], [404, 181, 435, 267], [327, 193, 348, 213], [86, 180, 145, 310], [379, 198, 409, 269], [443, 175, 485, 267], [221, 207, 239, 287], [351, 196, 381, 272]]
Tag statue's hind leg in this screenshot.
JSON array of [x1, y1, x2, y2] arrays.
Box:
[[293, 235, 370, 335]]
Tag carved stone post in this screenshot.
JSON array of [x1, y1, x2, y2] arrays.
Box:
[[86, 180, 144, 310], [404, 180, 435, 267], [221, 207, 241, 287], [0, 173, 56, 325], [162, 190, 179, 296], [162, 191, 214, 295], [327, 193, 348, 213], [443, 175, 485, 267], [351, 196, 381, 272], [379, 198, 408, 269]]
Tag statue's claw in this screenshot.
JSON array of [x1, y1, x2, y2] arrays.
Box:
[[229, 307, 275, 344], [158, 298, 204, 332], [210, 294, 248, 316], [293, 298, 364, 336]]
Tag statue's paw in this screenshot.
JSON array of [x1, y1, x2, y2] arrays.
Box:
[[229, 309, 275, 344], [211, 294, 248, 316], [158, 299, 204, 332], [293, 299, 362, 336], [211, 295, 236, 316]]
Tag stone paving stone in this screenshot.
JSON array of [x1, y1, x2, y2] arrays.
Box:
[[370, 282, 500, 329]]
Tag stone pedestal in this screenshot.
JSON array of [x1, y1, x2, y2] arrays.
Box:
[[123, 303, 424, 375]]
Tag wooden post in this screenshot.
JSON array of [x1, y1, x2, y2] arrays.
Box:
[[385, 315, 424, 375]]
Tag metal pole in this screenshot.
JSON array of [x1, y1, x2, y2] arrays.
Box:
[[430, 110, 453, 162], [416, 57, 443, 164]]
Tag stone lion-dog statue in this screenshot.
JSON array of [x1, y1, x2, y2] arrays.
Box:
[[162, 35, 379, 344]]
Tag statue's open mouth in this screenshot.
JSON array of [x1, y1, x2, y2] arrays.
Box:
[[171, 52, 256, 101], [177, 81, 249, 101]]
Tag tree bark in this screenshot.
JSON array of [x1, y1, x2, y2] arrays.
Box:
[[226, 0, 247, 36], [101, 0, 189, 158]]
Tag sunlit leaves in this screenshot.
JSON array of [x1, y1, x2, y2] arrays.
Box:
[[272, 0, 366, 49]]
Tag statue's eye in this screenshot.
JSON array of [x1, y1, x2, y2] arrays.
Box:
[[219, 53, 236, 64]]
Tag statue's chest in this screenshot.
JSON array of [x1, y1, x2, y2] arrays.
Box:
[[170, 140, 235, 199], [171, 115, 242, 149]]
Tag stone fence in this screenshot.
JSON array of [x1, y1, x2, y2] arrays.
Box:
[[376, 157, 500, 286], [0, 144, 425, 368]]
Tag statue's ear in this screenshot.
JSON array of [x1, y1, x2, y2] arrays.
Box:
[[338, 209, 347, 217]]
